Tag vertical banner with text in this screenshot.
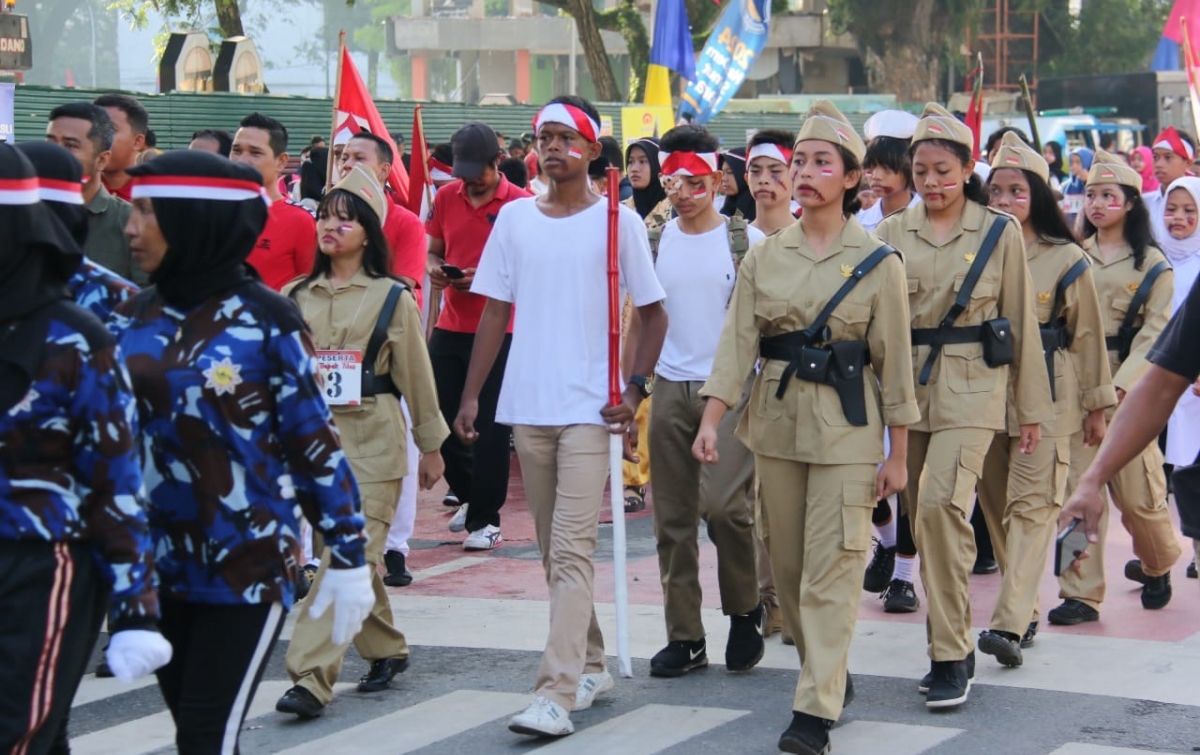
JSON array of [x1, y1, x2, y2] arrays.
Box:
[[0, 83, 15, 143], [678, 0, 770, 125]]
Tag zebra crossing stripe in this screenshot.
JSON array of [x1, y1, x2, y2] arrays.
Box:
[[71, 674, 156, 707], [534, 703, 749, 754], [270, 690, 530, 755], [833, 721, 964, 754], [1046, 745, 1185, 755], [71, 680, 292, 755]]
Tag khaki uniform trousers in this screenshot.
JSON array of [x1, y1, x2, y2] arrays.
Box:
[[622, 397, 651, 489], [512, 424, 610, 713], [757, 455, 876, 722], [756, 524, 776, 608], [1059, 432, 1180, 609], [649, 379, 758, 640], [902, 428, 996, 661], [976, 433, 1070, 635], [286, 479, 408, 705]]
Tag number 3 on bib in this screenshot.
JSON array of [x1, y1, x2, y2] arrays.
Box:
[[315, 350, 364, 406]]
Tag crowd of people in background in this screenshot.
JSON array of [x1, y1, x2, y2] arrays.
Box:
[[3, 87, 1199, 755]]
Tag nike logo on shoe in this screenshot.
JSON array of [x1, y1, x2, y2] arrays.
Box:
[[689, 646, 704, 661]]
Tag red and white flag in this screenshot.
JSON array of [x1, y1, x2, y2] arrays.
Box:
[[332, 35, 409, 205], [1181, 16, 1200, 138], [405, 105, 432, 219]]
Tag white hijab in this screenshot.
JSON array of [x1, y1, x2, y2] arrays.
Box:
[[1160, 176, 1200, 265]]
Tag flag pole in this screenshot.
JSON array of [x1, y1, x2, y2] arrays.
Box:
[[605, 165, 632, 679], [327, 30, 346, 190], [1182, 17, 1200, 136]]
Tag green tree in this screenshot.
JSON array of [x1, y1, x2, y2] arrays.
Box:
[[1038, 0, 1171, 78], [827, 0, 986, 102]]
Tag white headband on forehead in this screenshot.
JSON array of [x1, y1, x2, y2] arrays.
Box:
[[747, 143, 793, 165], [533, 102, 600, 143]]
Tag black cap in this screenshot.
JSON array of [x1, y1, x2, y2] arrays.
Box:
[[452, 122, 500, 180]]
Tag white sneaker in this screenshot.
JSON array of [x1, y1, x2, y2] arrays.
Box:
[[463, 524, 502, 551], [508, 696, 573, 737], [573, 670, 614, 711], [448, 503, 469, 533]]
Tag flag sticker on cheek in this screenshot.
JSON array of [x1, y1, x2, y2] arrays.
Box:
[[942, 182, 959, 190], [1014, 197, 1028, 205], [820, 168, 835, 176], [567, 148, 583, 160], [693, 188, 708, 199], [1107, 202, 1123, 210]]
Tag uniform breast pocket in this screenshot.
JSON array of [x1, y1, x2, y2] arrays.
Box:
[[755, 298, 789, 328], [755, 376, 785, 421], [907, 277, 920, 296], [941, 342, 998, 394], [829, 301, 872, 340], [953, 274, 999, 319]]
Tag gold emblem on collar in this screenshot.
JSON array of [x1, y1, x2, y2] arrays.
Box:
[[1038, 291, 1052, 305], [1127, 280, 1139, 294], [840, 264, 854, 278], [964, 252, 977, 263]]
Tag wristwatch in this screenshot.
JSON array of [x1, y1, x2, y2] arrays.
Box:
[[629, 374, 653, 398]]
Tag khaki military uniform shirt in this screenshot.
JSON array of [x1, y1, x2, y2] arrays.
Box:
[[1013, 239, 1116, 438], [286, 271, 449, 483], [701, 216, 920, 465], [1079, 238, 1174, 392], [876, 201, 1053, 433]]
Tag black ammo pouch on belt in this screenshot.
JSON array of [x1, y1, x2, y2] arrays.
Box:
[[759, 334, 871, 425], [981, 317, 1014, 368], [1105, 260, 1169, 363], [1038, 257, 1089, 401], [911, 217, 1009, 386], [756, 243, 897, 427]]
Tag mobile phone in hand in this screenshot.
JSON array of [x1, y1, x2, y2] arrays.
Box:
[[1054, 518, 1089, 576], [440, 264, 465, 280]]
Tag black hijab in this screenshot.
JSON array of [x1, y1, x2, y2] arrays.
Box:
[[125, 150, 268, 310], [17, 141, 90, 249], [626, 138, 667, 219], [299, 147, 328, 203], [0, 142, 81, 323], [720, 148, 756, 221]]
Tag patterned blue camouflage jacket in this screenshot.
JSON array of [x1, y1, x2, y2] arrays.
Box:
[[109, 282, 366, 609], [71, 260, 139, 322], [0, 300, 158, 630]]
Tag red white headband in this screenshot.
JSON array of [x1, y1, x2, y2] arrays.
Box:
[[130, 175, 266, 202], [747, 143, 793, 166], [429, 158, 453, 182], [533, 103, 599, 143], [38, 178, 84, 206], [0, 177, 40, 205], [659, 151, 720, 177], [1153, 127, 1195, 161]]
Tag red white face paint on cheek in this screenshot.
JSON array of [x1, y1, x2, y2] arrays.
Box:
[[1014, 196, 1028, 205], [1107, 201, 1123, 211], [338, 224, 354, 233], [820, 168, 835, 177], [693, 188, 708, 199], [942, 182, 959, 190], [567, 148, 583, 160]]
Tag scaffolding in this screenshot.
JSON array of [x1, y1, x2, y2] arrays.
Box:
[[970, 0, 1040, 95]]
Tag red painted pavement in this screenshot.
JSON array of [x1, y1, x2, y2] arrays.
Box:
[[400, 453, 1200, 644]]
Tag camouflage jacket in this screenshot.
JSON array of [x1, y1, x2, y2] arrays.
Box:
[[71, 260, 139, 322], [110, 283, 366, 608], [0, 301, 158, 630]]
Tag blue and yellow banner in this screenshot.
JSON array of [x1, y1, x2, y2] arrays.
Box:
[[645, 0, 695, 107], [678, 0, 770, 125]]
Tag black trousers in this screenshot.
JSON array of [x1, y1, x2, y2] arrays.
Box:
[[429, 328, 512, 532], [156, 598, 285, 755], [0, 541, 103, 755]]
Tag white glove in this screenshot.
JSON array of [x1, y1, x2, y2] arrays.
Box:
[[309, 565, 374, 645], [106, 629, 173, 683]]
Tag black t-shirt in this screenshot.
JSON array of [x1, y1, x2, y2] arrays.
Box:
[[1148, 279, 1200, 380]]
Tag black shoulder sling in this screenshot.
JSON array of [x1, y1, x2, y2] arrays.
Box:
[[758, 243, 898, 426], [1106, 260, 1169, 363], [1039, 256, 1090, 401], [910, 216, 1009, 386]]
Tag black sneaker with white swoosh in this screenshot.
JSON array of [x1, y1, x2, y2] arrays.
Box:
[[726, 602, 766, 672], [650, 639, 709, 677]]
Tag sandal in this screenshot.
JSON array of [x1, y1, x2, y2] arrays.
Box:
[[623, 487, 646, 513]]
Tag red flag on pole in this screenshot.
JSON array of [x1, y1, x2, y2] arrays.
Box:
[[964, 53, 984, 159], [334, 38, 410, 205], [405, 105, 431, 218], [1182, 17, 1200, 137]]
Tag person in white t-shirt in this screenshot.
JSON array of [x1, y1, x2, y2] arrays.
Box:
[[748, 128, 797, 238], [644, 125, 767, 680], [454, 96, 668, 739]]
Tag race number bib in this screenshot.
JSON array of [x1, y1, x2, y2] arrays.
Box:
[[315, 350, 363, 406]]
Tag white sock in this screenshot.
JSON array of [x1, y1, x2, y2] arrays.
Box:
[[892, 555, 915, 583], [877, 504, 897, 549]]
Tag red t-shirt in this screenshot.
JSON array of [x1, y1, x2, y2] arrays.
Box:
[[247, 199, 318, 291], [426, 175, 530, 333], [384, 196, 426, 308], [104, 177, 133, 202]]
